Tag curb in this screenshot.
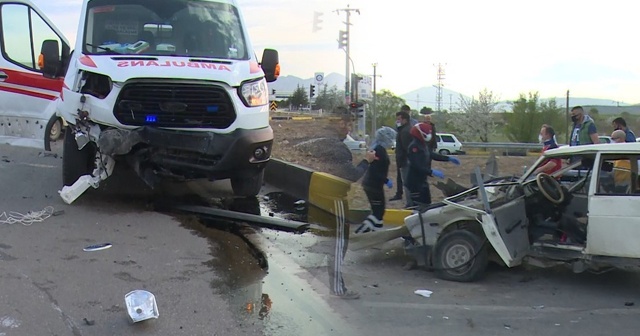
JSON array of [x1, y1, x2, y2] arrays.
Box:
[[264, 158, 410, 226]]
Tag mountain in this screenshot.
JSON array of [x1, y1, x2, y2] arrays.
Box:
[[400, 87, 470, 111], [268, 73, 346, 94]]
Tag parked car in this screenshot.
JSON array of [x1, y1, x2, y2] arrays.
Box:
[[392, 133, 463, 155], [402, 142, 640, 282], [343, 134, 366, 151], [435, 133, 463, 155], [599, 135, 612, 144]]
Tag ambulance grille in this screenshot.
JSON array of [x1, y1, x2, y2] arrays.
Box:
[[113, 81, 236, 128]]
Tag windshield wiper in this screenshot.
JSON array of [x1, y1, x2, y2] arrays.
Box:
[[85, 43, 122, 54]]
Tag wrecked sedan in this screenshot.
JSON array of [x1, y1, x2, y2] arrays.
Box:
[[404, 143, 640, 282]]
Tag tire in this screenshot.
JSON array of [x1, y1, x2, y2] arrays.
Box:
[[231, 170, 264, 197], [49, 119, 62, 141], [439, 149, 451, 155], [62, 129, 96, 186], [434, 230, 488, 282]]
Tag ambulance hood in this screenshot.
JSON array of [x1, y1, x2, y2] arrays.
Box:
[[75, 54, 263, 86]]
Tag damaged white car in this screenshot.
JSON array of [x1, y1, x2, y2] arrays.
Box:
[[403, 143, 640, 282]]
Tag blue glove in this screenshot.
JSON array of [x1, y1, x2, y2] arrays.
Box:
[[385, 178, 393, 189], [448, 156, 461, 165], [432, 169, 445, 179]]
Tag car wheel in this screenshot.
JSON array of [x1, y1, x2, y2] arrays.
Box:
[[48, 118, 62, 141], [439, 149, 451, 155], [62, 129, 96, 186], [434, 230, 488, 282], [231, 170, 264, 197]]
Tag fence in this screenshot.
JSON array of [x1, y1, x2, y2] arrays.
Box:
[[461, 142, 542, 156]]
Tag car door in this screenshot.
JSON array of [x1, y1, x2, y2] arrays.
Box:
[[0, 1, 69, 148], [474, 174, 530, 267], [586, 153, 640, 258]]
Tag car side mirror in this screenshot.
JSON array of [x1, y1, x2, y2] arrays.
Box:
[[40, 40, 60, 78], [260, 49, 279, 83]]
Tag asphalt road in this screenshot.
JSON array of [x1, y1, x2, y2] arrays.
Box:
[[2, 142, 640, 336]]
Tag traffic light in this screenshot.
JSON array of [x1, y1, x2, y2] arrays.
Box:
[[272, 89, 276, 95], [309, 84, 316, 98], [338, 30, 348, 49], [312, 12, 323, 32], [349, 101, 365, 118]]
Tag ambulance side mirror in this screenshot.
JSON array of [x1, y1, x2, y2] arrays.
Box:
[[261, 49, 279, 83], [40, 40, 60, 78]]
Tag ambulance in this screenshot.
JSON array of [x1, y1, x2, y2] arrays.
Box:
[[0, 0, 280, 203]]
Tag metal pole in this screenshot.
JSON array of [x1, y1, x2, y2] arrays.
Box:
[[372, 63, 377, 136], [565, 90, 570, 144], [345, 9, 351, 104]]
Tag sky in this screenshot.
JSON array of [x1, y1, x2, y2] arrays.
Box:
[[32, 0, 640, 104]]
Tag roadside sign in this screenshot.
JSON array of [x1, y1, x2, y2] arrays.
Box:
[[270, 101, 278, 111], [315, 72, 324, 83]]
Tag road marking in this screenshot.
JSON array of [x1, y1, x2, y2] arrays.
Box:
[[361, 301, 638, 315], [16, 163, 57, 169]]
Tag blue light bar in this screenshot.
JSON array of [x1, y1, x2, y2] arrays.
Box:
[[145, 115, 157, 123]]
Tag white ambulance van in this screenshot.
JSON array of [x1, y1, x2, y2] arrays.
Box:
[[0, 0, 280, 203]]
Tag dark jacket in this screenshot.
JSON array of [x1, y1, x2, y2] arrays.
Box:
[[406, 139, 451, 191], [428, 122, 438, 151], [395, 123, 413, 168], [362, 145, 390, 188]]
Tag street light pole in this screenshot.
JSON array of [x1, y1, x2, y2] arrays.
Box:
[[335, 5, 360, 105], [372, 63, 377, 136]]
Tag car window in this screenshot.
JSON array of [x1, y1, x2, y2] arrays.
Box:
[[596, 155, 638, 195], [436, 135, 441, 142], [441, 135, 455, 143], [0, 3, 66, 71]]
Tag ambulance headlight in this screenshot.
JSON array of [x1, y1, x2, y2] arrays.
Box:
[[239, 78, 268, 107]]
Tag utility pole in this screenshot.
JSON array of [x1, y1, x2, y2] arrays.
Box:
[[434, 63, 446, 113], [335, 5, 360, 105], [449, 94, 453, 112], [566, 90, 570, 144], [416, 94, 420, 111], [371, 63, 382, 136]]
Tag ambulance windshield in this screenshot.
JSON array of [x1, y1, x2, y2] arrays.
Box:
[[83, 0, 247, 60]]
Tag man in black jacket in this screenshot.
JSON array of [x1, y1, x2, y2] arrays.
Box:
[[391, 109, 415, 206], [407, 123, 460, 206]]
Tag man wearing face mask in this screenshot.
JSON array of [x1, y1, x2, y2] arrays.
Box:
[[391, 107, 417, 204], [612, 117, 636, 143], [533, 124, 562, 176], [569, 106, 599, 147], [406, 122, 460, 206]]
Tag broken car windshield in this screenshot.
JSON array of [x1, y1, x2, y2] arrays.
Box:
[[83, 0, 247, 59]]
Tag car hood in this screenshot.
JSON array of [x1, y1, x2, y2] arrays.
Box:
[[75, 55, 263, 86]]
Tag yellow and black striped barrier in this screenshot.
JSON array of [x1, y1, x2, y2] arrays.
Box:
[[265, 158, 411, 227]]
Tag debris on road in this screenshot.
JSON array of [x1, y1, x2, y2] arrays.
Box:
[[504, 324, 511, 329], [83, 318, 95, 326], [38, 151, 58, 158], [414, 289, 433, 298], [0, 206, 54, 226], [625, 301, 635, 307], [125, 290, 159, 323], [83, 243, 113, 252], [532, 305, 545, 310]]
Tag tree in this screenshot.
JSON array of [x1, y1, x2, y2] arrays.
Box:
[[420, 106, 434, 115], [447, 89, 498, 142], [369, 89, 406, 127], [288, 85, 309, 110], [314, 85, 345, 112], [504, 92, 564, 143]]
